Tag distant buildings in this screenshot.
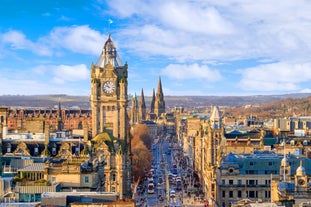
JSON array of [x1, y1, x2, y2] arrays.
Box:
[[0, 35, 133, 205]]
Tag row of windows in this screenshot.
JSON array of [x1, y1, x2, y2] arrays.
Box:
[[222, 179, 271, 185], [222, 190, 270, 198], [243, 170, 278, 174], [249, 161, 274, 166], [103, 106, 116, 111]]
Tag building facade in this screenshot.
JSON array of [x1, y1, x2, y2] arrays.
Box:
[[89, 35, 131, 198]]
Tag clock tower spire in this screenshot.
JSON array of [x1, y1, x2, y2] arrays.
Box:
[[90, 34, 128, 139]]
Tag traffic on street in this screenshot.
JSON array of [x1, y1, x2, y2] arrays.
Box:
[[135, 136, 207, 207]]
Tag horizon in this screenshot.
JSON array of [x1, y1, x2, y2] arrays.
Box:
[[0, 0, 310, 96]]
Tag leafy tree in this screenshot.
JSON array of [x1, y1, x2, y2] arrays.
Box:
[[130, 124, 153, 181]]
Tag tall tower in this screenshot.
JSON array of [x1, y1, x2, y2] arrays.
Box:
[[154, 77, 165, 117], [90, 34, 128, 140], [206, 106, 225, 200], [90, 35, 130, 198], [138, 89, 146, 121]]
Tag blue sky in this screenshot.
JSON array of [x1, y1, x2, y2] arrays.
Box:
[[0, 0, 310, 97]]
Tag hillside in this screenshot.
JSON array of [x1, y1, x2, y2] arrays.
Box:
[[1, 93, 311, 111], [225, 96, 311, 120]]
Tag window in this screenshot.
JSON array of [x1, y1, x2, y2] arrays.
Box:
[[238, 191, 242, 197], [248, 180, 257, 185], [222, 180, 225, 185], [84, 176, 89, 183], [238, 180, 242, 185], [229, 168, 234, 173], [268, 161, 273, 166], [248, 191, 255, 198], [222, 191, 225, 198], [229, 191, 233, 198]]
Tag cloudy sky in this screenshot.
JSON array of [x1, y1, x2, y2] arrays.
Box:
[[0, 0, 310, 97]]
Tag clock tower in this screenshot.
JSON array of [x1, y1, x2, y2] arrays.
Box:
[[90, 34, 128, 140], [90, 35, 131, 198]]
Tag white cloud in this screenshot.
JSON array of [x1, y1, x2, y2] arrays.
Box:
[[0, 30, 52, 56], [158, 2, 235, 35], [238, 62, 311, 92], [0, 64, 90, 95], [162, 63, 222, 81], [0, 26, 106, 57], [33, 64, 89, 84], [46, 25, 105, 55], [109, 0, 311, 63]]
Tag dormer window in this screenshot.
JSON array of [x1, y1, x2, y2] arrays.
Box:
[[75, 147, 80, 155], [6, 143, 11, 153], [34, 146, 39, 155], [52, 147, 57, 155]]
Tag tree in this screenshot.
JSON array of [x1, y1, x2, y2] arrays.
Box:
[[131, 124, 153, 149], [130, 124, 153, 181]]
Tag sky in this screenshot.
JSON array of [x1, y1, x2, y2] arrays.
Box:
[[0, 0, 310, 97]]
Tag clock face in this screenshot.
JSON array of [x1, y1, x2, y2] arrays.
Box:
[[103, 81, 115, 94], [298, 179, 305, 185]]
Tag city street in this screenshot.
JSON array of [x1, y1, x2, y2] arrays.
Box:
[[135, 136, 206, 207]]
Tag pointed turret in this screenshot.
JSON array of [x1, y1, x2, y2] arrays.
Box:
[[154, 76, 165, 117], [130, 93, 138, 125], [95, 34, 122, 68], [210, 106, 222, 129], [150, 89, 155, 113], [57, 99, 63, 131], [139, 89, 146, 121]]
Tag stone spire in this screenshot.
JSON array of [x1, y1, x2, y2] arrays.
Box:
[[210, 106, 222, 129], [150, 88, 155, 113], [130, 93, 138, 125], [57, 99, 63, 131], [139, 88, 146, 121], [154, 76, 165, 117]]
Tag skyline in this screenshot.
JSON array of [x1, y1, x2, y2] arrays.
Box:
[[0, 0, 310, 97]]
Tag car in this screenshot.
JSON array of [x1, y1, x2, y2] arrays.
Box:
[[170, 190, 176, 198], [158, 176, 163, 185], [148, 177, 154, 183]]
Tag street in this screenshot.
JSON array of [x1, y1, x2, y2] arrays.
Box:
[[135, 136, 207, 207]]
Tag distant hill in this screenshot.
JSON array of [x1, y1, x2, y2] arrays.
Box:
[[225, 96, 311, 119], [1, 93, 311, 110]]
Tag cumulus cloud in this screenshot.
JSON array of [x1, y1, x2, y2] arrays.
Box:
[[162, 63, 222, 81], [46, 25, 105, 55], [109, 0, 311, 63], [238, 62, 311, 92], [0, 30, 52, 56], [158, 2, 235, 35], [0, 25, 105, 57], [33, 64, 89, 83]]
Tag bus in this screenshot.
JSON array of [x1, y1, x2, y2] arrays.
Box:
[[148, 183, 155, 194]]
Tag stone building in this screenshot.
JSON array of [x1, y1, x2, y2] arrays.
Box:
[[89, 34, 131, 198], [5, 106, 91, 133], [0, 35, 133, 202]]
